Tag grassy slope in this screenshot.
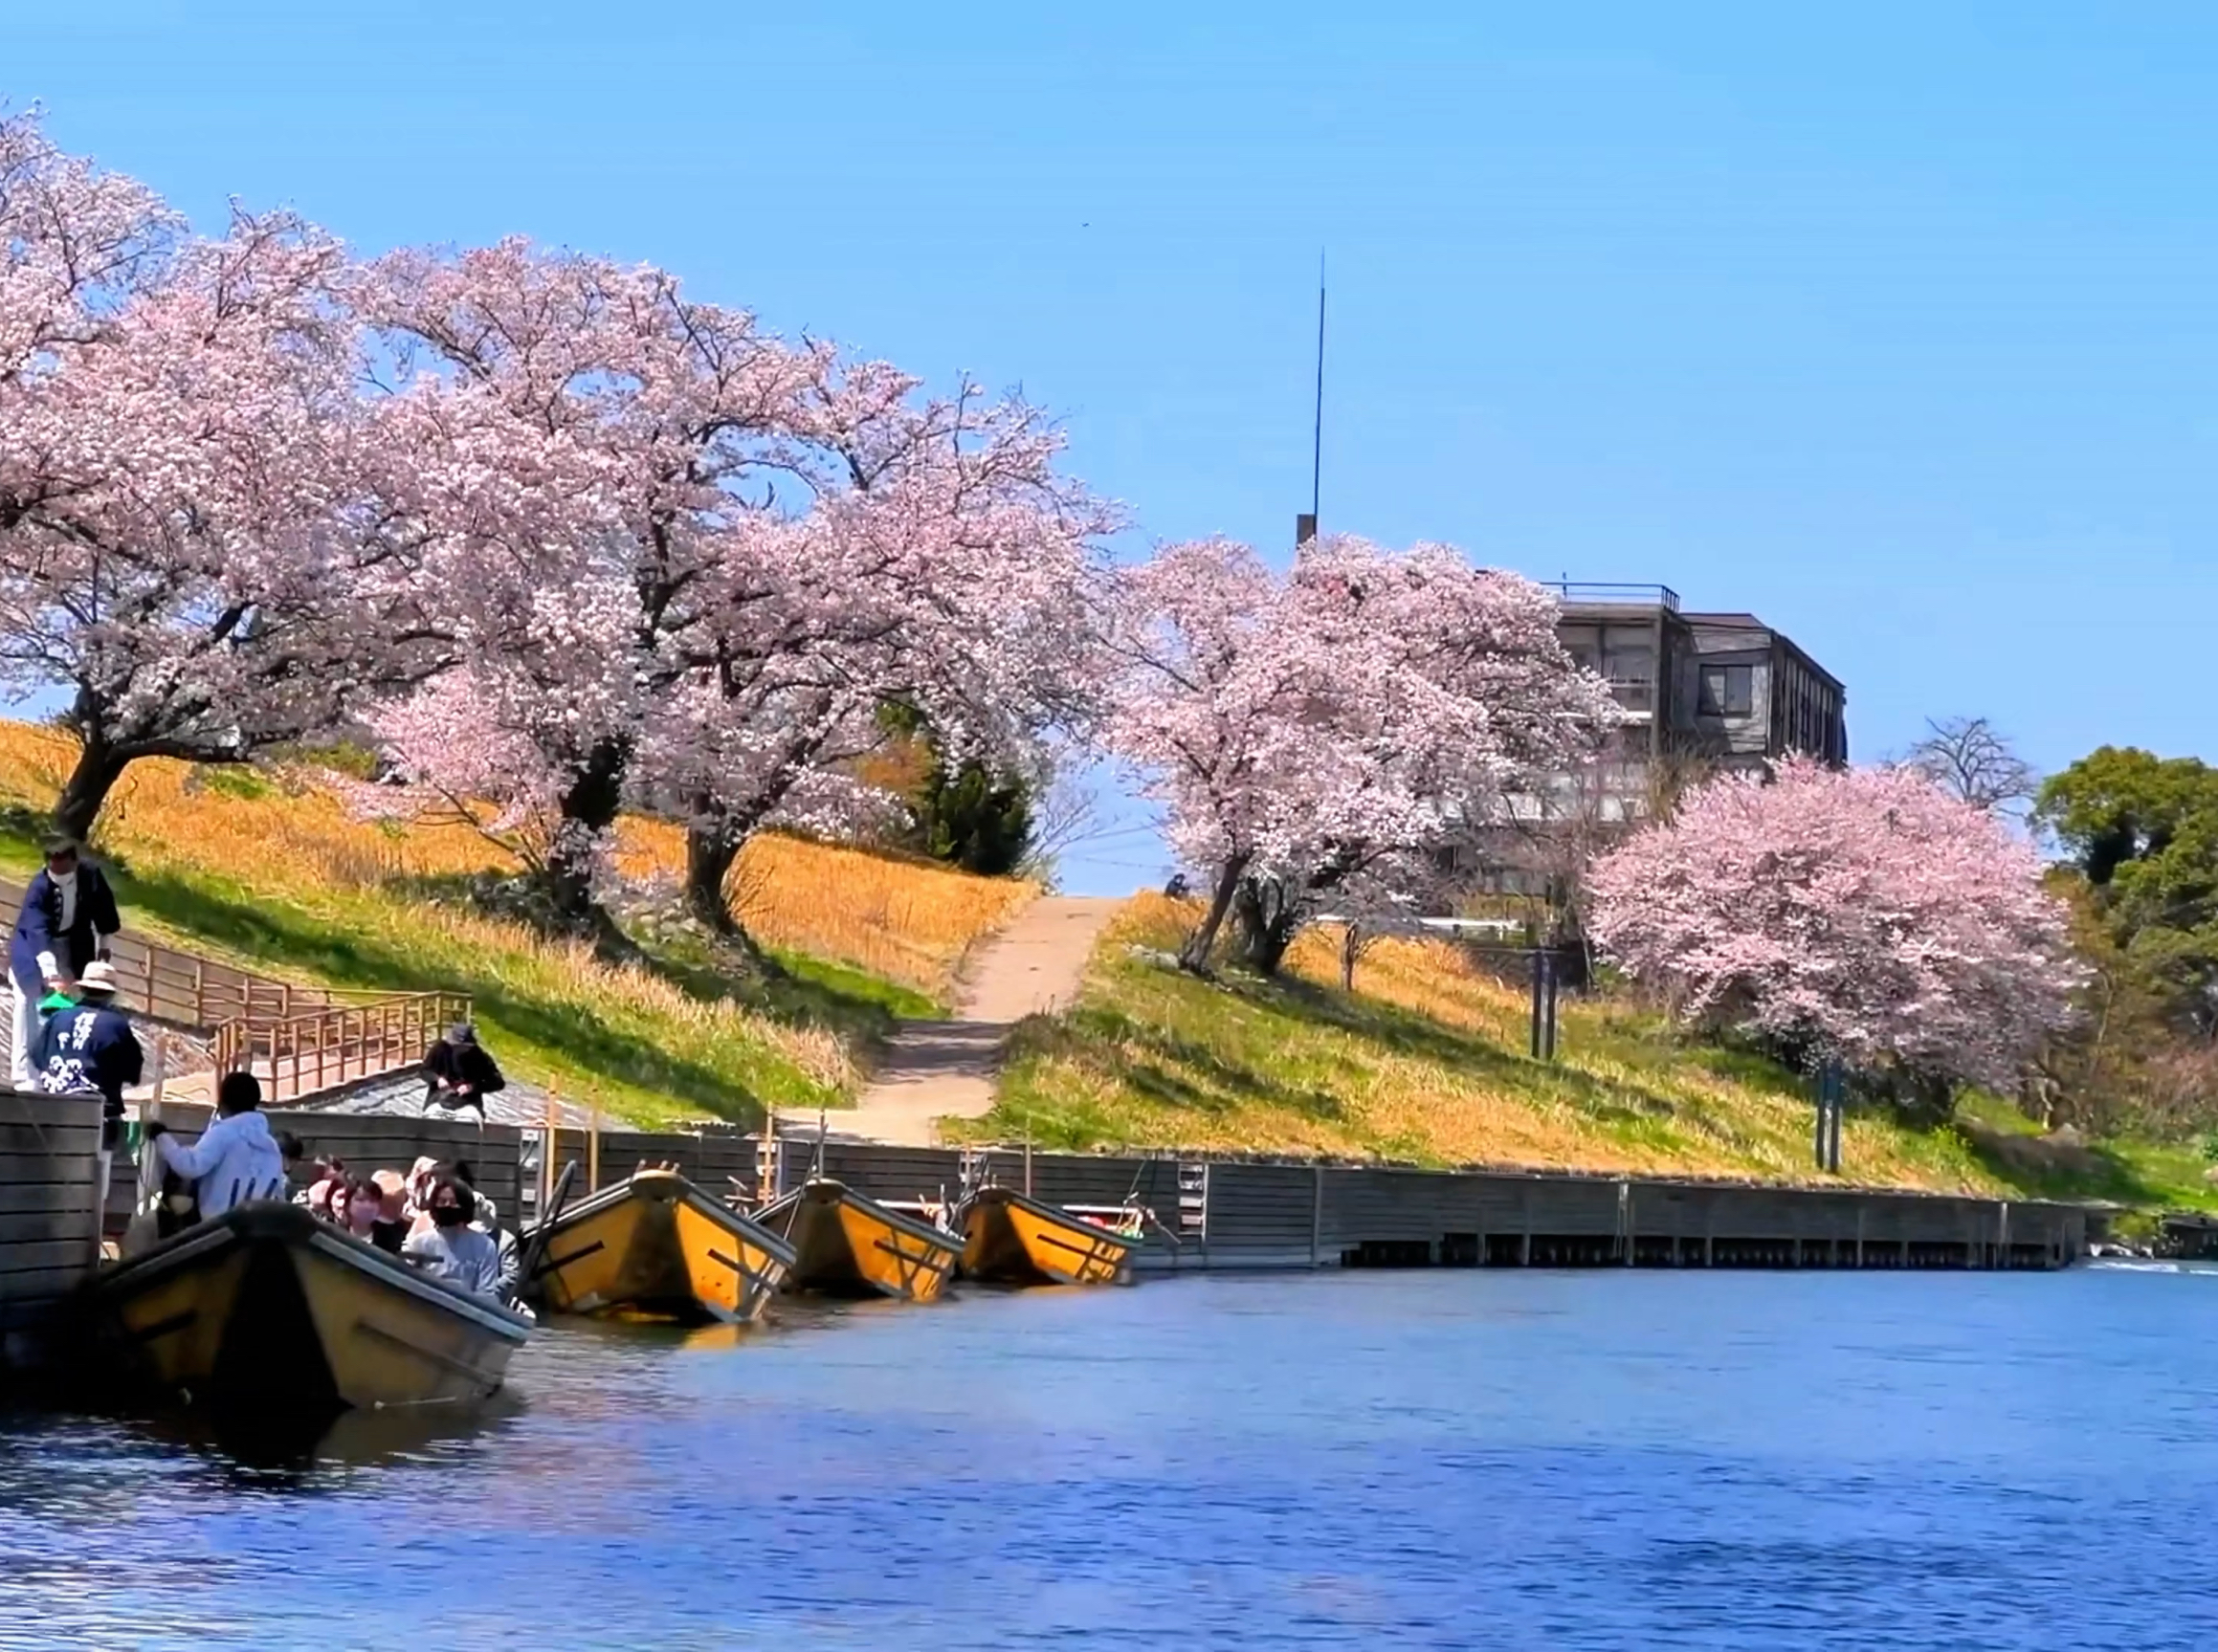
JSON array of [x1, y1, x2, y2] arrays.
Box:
[[968, 895, 2218, 1209], [0, 723, 1033, 1129]]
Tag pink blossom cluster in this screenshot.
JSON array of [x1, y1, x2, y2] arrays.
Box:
[[0, 112, 1110, 917], [0, 113, 423, 831], [1586, 758, 2082, 1090], [1098, 535, 1618, 949]]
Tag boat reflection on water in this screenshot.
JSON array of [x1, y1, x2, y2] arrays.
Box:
[[107, 1387, 528, 1476]]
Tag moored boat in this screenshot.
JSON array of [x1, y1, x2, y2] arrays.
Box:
[[959, 1185, 1142, 1286], [525, 1168, 795, 1324], [83, 1200, 529, 1414], [755, 1178, 960, 1302]]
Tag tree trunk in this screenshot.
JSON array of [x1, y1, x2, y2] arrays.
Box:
[[543, 736, 630, 938], [1179, 853, 1249, 973], [1341, 922, 1362, 991], [53, 733, 131, 845], [682, 819, 778, 977], [1232, 874, 1299, 976]]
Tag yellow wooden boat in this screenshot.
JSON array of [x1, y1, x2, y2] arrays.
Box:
[[525, 1167, 795, 1324], [756, 1178, 960, 1302], [84, 1200, 528, 1414], [960, 1186, 1141, 1286]]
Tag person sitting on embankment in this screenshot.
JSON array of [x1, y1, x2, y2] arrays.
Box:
[[402, 1172, 502, 1297], [421, 1023, 505, 1119], [144, 1071, 285, 1219]]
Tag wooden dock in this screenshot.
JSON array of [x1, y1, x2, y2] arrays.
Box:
[[0, 1099, 2091, 1377]]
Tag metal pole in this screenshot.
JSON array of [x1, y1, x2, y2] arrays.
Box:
[[1311, 251, 1325, 523], [1529, 950, 1544, 1059]]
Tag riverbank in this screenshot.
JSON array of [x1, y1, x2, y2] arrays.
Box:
[[975, 896, 2218, 1216]]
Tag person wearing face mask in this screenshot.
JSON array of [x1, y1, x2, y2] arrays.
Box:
[[402, 1172, 503, 1297], [366, 1170, 410, 1255], [9, 838, 122, 1090]]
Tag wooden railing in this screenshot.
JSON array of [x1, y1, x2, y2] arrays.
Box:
[[0, 874, 338, 1030], [211, 990, 473, 1106], [0, 874, 469, 1104]]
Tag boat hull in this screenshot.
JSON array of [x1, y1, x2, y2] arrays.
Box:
[[961, 1187, 1139, 1286], [85, 1202, 529, 1414], [759, 1179, 959, 1303], [526, 1169, 795, 1324]]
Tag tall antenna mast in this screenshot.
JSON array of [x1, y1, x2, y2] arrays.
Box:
[[1298, 251, 1325, 548]]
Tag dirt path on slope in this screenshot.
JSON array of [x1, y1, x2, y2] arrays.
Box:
[[780, 895, 1120, 1147]]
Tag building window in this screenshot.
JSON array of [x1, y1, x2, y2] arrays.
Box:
[[1698, 664, 1753, 717]]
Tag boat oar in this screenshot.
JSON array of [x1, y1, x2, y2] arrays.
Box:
[[509, 1159, 579, 1310]]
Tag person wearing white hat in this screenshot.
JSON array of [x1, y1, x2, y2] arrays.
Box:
[[34, 958, 143, 1231], [8, 836, 122, 1088]]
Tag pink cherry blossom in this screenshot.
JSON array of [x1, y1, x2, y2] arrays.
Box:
[[1099, 535, 1618, 971], [1586, 757, 2082, 1094], [0, 113, 430, 840]]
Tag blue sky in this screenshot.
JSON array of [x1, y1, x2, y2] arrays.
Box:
[[11, 4, 2217, 892]]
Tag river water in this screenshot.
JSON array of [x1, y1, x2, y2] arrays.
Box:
[[1, 1265, 2213, 1650]]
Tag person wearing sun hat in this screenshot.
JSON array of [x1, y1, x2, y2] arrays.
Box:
[[34, 958, 143, 1225]]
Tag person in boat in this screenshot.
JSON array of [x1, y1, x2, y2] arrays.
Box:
[[452, 1157, 499, 1231], [330, 1175, 387, 1247], [421, 1023, 505, 1118], [403, 1171, 503, 1296], [34, 959, 143, 1221], [144, 1071, 286, 1219], [8, 836, 122, 1090], [276, 1131, 306, 1191], [405, 1156, 498, 1236], [366, 1169, 410, 1254]]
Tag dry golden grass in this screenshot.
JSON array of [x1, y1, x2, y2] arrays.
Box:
[[618, 817, 1034, 994], [0, 721, 1038, 1122], [980, 893, 2008, 1194], [0, 722, 1031, 998]]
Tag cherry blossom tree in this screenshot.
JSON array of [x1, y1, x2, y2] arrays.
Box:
[[0, 114, 431, 840], [1586, 757, 2081, 1113], [354, 242, 823, 931], [1100, 535, 1616, 974], [658, 382, 1107, 936], [359, 240, 1109, 944]]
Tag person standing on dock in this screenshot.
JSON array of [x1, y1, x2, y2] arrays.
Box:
[[34, 958, 143, 1225], [9, 837, 122, 1089], [144, 1071, 285, 1220]]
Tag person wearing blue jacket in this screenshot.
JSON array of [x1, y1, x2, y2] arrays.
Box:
[[35, 958, 143, 1230], [9, 837, 122, 1089]]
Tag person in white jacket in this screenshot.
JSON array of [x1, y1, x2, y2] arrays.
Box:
[[145, 1071, 287, 1220]]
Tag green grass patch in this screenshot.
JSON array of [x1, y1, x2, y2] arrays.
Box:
[[954, 896, 2205, 1215], [0, 825, 934, 1129]]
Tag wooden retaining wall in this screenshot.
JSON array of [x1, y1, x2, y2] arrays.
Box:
[[1, 1104, 2094, 1361], [0, 1090, 103, 1362]]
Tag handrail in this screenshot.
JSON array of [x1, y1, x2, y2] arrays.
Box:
[[0, 872, 471, 1104], [212, 989, 474, 1106], [0, 872, 339, 1032]]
